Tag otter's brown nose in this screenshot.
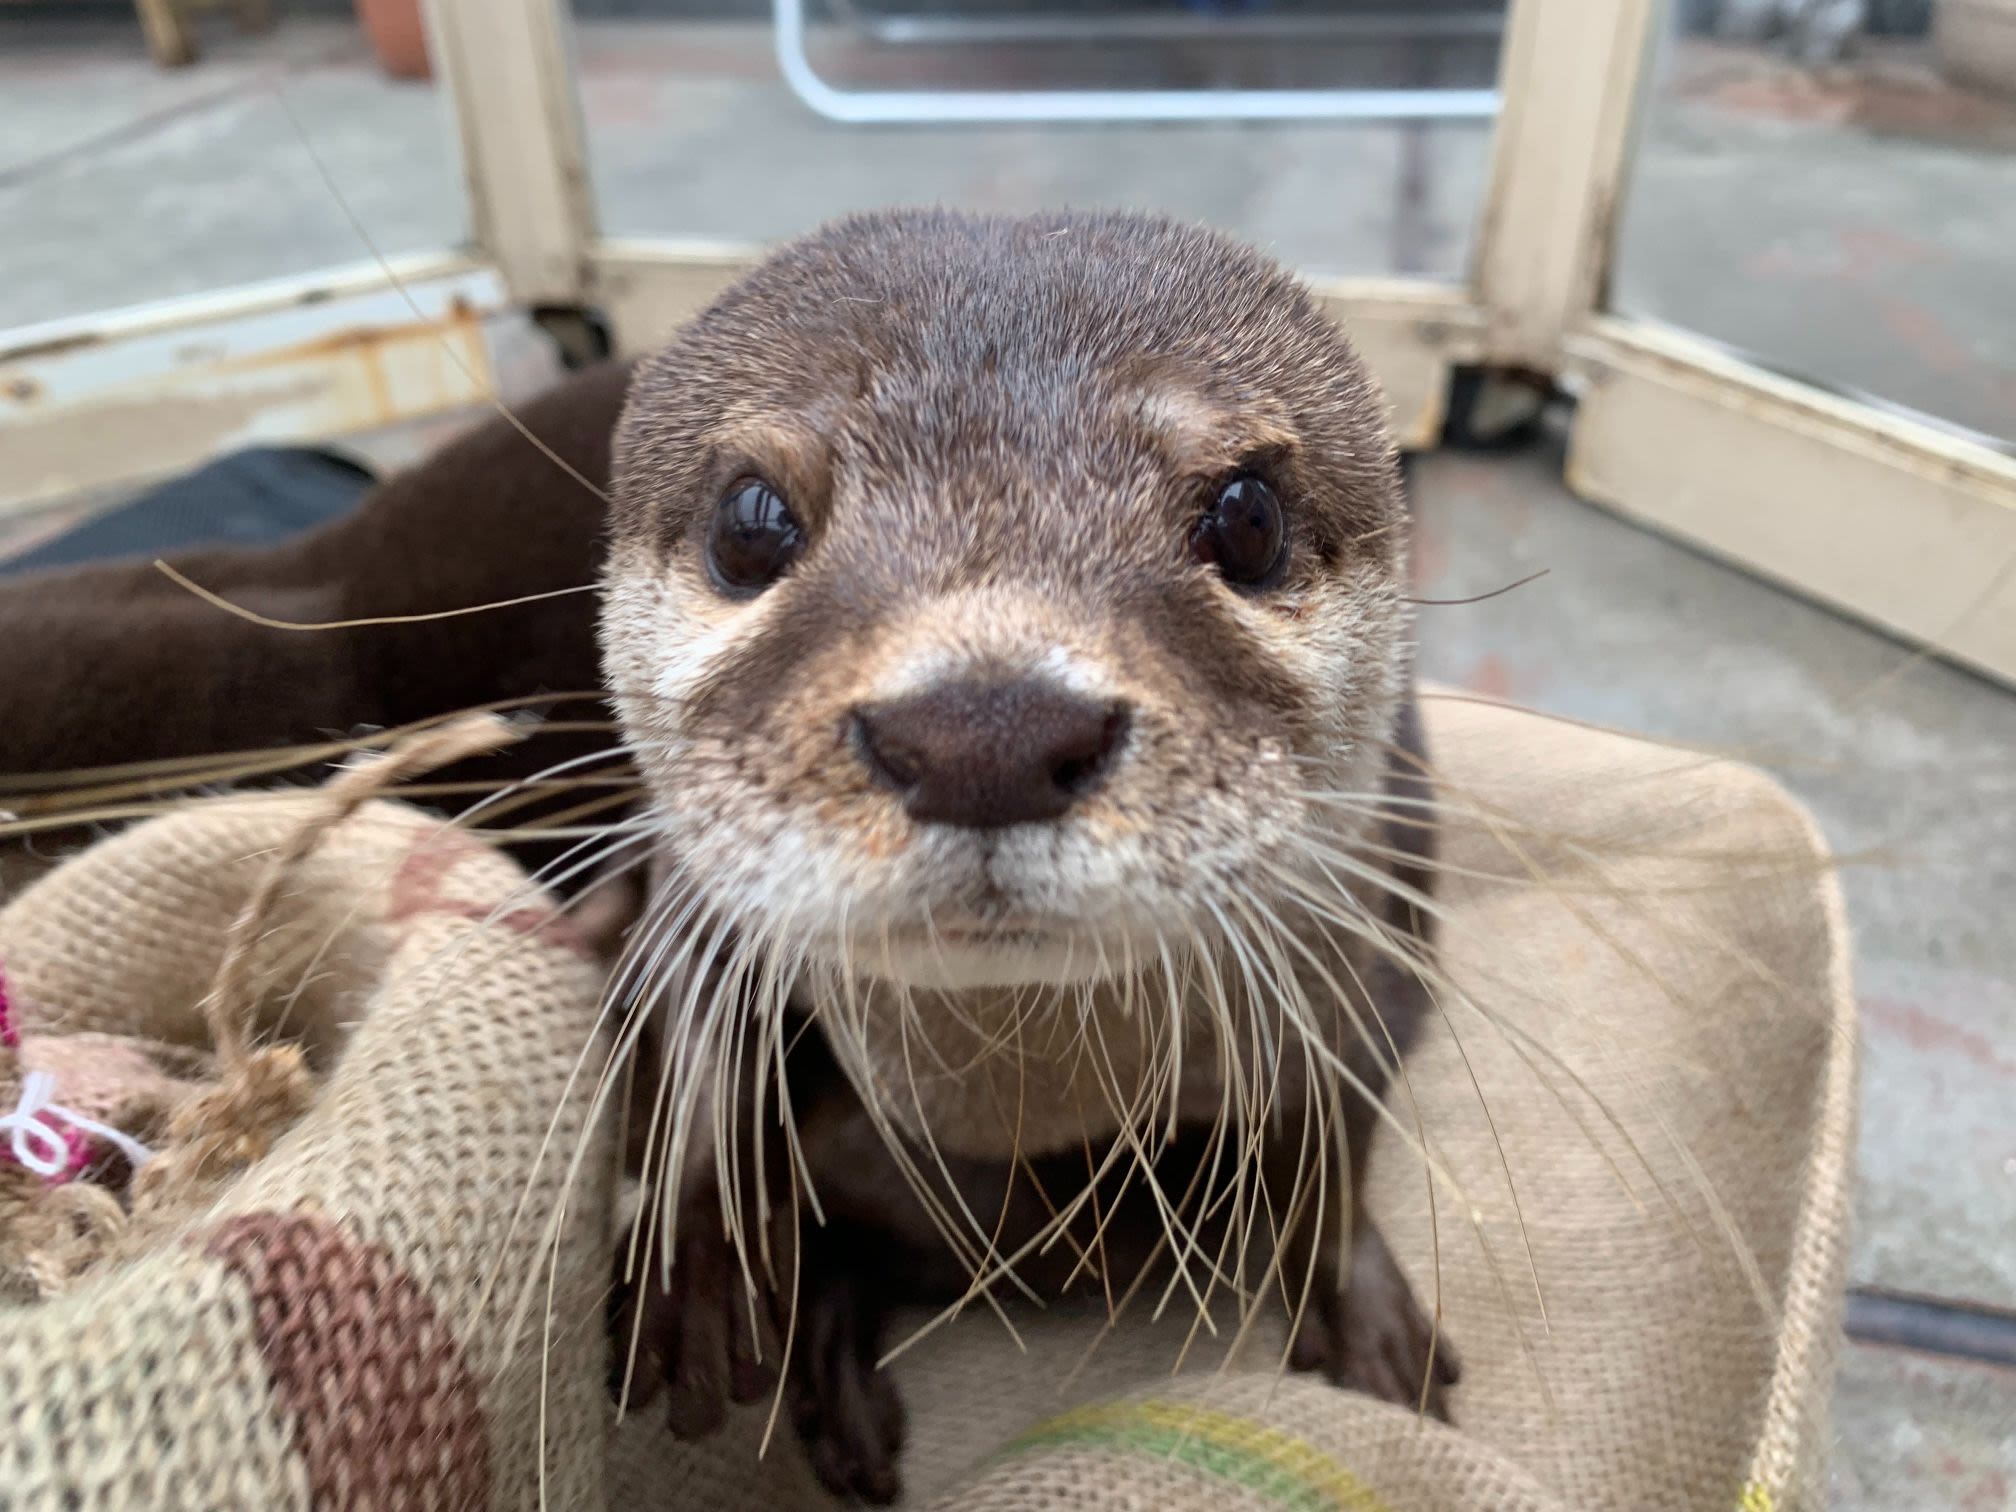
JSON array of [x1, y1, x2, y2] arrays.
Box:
[[853, 680, 1131, 830]]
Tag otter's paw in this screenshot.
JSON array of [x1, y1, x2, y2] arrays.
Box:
[[607, 1205, 781, 1439], [1288, 1221, 1460, 1420], [790, 1268, 906, 1505]]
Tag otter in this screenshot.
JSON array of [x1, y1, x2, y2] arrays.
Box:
[[0, 209, 1454, 1503]]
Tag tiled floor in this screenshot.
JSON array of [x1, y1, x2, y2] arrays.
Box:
[[3, 5, 2011, 1502]]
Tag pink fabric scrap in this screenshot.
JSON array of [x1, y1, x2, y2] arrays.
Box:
[[0, 961, 96, 1183], [0, 958, 17, 1049], [30, 1120, 94, 1186]]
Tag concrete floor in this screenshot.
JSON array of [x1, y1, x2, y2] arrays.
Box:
[[1409, 442, 2016, 1313], [1, 5, 2011, 1504], [1833, 1341, 2015, 1511], [1621, 34, 2016, 442]]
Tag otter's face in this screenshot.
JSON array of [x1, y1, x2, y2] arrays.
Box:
[[603, 211, 1409, 989]]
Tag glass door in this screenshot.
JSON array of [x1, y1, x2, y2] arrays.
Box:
[[1519, 0, 2016, 684], [10, 0, 2011, 686], [507, 0, 1514, 450]]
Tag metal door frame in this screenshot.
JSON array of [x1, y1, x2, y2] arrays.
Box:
[[3, 0, 2011, 684]]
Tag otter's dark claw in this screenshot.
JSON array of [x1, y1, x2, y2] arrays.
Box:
[[1289, 1221, 1460, 1421]]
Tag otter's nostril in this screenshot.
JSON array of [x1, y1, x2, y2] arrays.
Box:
[[1049, 704, 1130, 797], [852, 710, 922, 793]]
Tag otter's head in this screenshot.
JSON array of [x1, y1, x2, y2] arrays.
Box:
[[604, 209, 1410, 991]]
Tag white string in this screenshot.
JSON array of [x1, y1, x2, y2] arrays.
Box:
[[1, 1070, 157, 1180]]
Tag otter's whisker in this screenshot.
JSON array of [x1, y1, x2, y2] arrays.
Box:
[[1289, 806, 1783, 1313], [890, 979, 1046, 1313], [1244, 867, 1532, 1339]]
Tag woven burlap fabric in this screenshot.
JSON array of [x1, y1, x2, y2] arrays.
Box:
[[608, 696, 1858, 1512], [1, 798, 613, 1511], [0, 696, 1855, 1511]]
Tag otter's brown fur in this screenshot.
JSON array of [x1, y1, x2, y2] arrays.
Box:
[[0, 362, 631, 856], [601, 209, 1451, 1501]]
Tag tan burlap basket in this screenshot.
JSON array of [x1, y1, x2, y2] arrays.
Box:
[[0, 695, 1856, 1512]]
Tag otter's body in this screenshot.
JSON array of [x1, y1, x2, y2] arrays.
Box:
[[603, 210, 1451, 1500], [0, 362, 632, 867]]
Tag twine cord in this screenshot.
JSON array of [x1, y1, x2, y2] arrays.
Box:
[[135, 712, 523, 1205], [1, 713, 524, 1297], [205, 714, 520, 1072]]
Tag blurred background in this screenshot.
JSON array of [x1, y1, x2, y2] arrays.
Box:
[[1, 1, 2011, 1503], [4, 0, 2014, 437]]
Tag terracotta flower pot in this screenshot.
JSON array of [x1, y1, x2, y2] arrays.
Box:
[[355, 0, 431, 81]]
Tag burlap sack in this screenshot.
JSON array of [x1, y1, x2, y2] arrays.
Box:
[[0, 795, 614, 1509], [0, 695, 1855, 1512]]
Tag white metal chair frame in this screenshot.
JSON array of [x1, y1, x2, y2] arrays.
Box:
[[770, 0, 1504, 123]]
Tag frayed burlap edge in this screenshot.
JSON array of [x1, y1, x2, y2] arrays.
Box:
[[1735, 799, 1858, 1512]]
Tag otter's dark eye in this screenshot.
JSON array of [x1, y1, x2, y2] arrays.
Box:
[[707, 480, 804, 593], [1191, 474, 1286, 588]]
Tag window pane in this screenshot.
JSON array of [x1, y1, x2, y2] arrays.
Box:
[[0, 16, 464, 331], [578, 0, 1505, 281], [1615, 6, 2016, 443]]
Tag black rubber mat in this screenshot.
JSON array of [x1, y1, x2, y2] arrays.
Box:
[[1, 446, 376, 578]]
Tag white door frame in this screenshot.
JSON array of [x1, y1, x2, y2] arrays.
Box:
[[4, 0, 2011, 684]]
